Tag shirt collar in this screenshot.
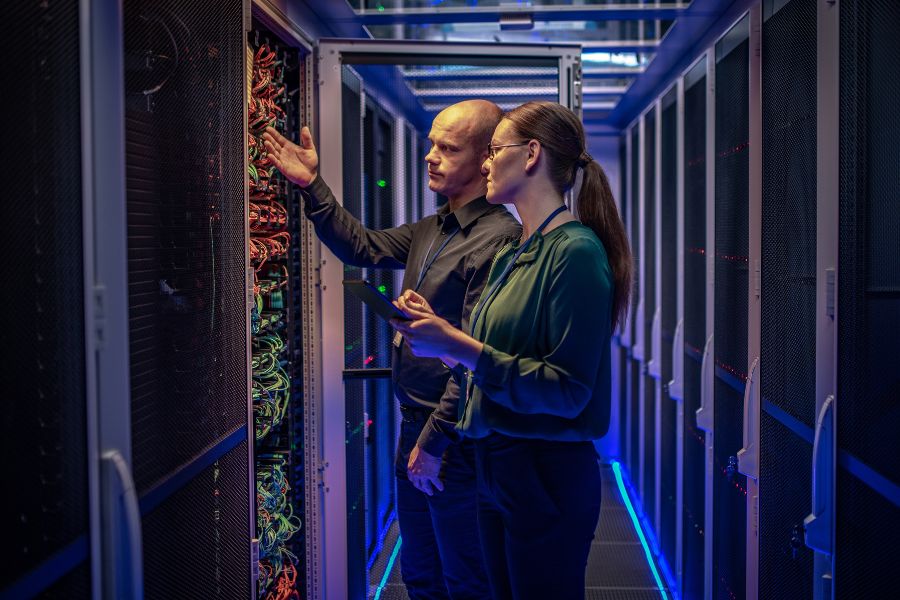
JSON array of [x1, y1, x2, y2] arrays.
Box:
[[437, 195, 493, 231]]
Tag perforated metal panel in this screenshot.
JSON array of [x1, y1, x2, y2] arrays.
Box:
[[837, 0, 900, 596], [124, 0, 248, 493], [713, 16, 749, 599], [759, 0, 817, 596], [1, 1, 90, 595], [659, 88, 678, 573], [142, 440, 251, 599], [630, 127, 641, 480], [643, 110, 657, 523], [122, 1, 250, 596], [681, 60, 707, 600]]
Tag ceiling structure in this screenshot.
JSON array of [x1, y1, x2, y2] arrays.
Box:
[[319, 0, 745, 135]]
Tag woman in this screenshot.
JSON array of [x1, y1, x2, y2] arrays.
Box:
[[391, 101, 632, 599]]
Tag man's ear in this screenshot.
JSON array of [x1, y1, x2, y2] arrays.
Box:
[[524, 139, 542, 174]]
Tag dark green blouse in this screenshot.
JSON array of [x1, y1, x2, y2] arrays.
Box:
[[458, 220, 614, 441]]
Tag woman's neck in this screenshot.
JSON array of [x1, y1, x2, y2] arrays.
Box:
[[515, 193, 570, 242]]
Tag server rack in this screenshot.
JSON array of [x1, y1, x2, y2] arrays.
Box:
[[680, 55, 708, 600], [2, 2, 97, 597], [628, 124, 642, 484], [832, 1, 900, 598], [642, 105, 658, 525], [758, 0, 817, 598], [658, 84, 679, 581], [247, 5, 314, 597], [122, 1, 252, 598]]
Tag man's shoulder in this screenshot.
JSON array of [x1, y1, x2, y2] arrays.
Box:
[[480, 205, 522, 234]]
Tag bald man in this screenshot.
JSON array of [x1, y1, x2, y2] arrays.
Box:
[[263, 100, 520, 599]]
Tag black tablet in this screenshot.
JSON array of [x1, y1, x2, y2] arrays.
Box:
[[344, 279, 410, 322]]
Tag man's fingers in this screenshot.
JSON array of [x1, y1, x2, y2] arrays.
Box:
[[264, 126, 287, 147], [300, 126, 316, 151], [431, 477, 444, 492]]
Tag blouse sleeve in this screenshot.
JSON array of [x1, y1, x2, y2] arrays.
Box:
[[470, 236, 612, 419]]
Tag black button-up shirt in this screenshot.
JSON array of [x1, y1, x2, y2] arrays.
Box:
[[302, 176, 521, 455]]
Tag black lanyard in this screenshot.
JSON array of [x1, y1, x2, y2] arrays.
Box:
[[469, 204, 568, 338], [414, 225, 460, 292]]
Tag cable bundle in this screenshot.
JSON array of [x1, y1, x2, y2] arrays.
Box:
[[249, 36, 302, 599], [253, 332, 289, 440], [256, 457, 302, 598]]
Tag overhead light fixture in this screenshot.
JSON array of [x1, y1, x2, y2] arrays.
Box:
[[499, 13, 534, 31]]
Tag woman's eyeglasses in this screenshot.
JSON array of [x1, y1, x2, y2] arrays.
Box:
[[487, 142, 528, 160]]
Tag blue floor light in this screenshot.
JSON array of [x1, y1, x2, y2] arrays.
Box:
[[373, 535, 402, 600], [611, 461, 670, 600]]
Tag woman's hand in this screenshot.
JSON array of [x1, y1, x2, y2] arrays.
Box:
[[394, 289, 434, 317], [390, 302, 458, 359], [391, 289, 483, 369]]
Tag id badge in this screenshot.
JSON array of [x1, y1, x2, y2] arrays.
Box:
[[393, 330, 403, 348]]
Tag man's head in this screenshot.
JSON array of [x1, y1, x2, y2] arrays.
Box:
[[425, 99, 502, 208]]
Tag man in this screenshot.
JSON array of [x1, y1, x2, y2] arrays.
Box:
[[262, 99, 520, 599]]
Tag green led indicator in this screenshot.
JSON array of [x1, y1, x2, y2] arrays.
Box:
[[377, 179, 387, 188], [377, 4, 385, 11], [378, 285, 387, 294]]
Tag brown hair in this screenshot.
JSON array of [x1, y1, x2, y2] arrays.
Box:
[[503, 101, 632, 332]]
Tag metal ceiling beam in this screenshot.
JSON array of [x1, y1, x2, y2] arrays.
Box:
[[401, 67, 558, 81], [400, 65, 645, 81], [584, 66, 646, 78], [411, 85, 625, 98], [355, 4, 689, 26], [582, 40, 659, 52]]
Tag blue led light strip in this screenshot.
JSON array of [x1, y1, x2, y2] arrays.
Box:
[[373, 535, 403, 600], [612, 461, 670, 600]]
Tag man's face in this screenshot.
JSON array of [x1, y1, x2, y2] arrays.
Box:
[[424, 108, 487, 201]]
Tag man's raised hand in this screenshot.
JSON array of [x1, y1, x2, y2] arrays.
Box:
[[261, 125, 319, 188]]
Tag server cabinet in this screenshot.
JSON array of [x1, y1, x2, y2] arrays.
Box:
[[710, 14, 751, 600], [759, 0, 817, 598], [680, 55, 708, 600], [123, 1, 253, 598], [642, 106, 658, 524], [616, 134, 630, 468], [313, 39, 581, 599], [658, 85, 679, 581], [833, 0, 900, 597], [628, 125, 642, 483], [247, 6, 313, 598], [2, 2, 96, 597]]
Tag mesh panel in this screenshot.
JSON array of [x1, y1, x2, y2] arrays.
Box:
[[143, 440, 251, 599], [124, 0, 247, 493], [1, 0, 89, 591], [837, 1, 900, 595], [682, 358, 706, 599], [713, 18, 749, 598], [343, 67, 365, 369], [631, 128, 641, 331], [762, 0, 817, 428], [659, 89, 678, 570], [759, 413, 813, 599], [643, 111, 656, 523], [629, 126, 641, 480], [39, 560, 91, 600], [346, 379, 367, 600], [681, 62, 707, 600], [630, 361, 641, 481], [683, 68, 707, 355], [760, 0, 817, 594]]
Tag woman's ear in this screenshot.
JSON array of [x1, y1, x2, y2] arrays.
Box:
[[524, 139, 542, 174]]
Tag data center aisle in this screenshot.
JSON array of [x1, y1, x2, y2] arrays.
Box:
[[369, 463, 669, 600]]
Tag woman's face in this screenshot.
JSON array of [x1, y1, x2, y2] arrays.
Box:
[[482, 119, 529, 205]]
